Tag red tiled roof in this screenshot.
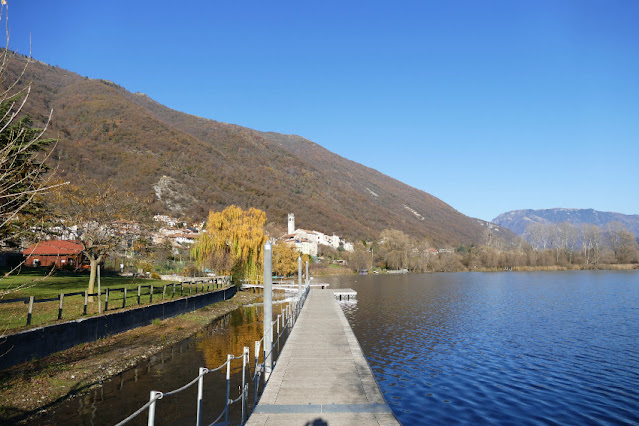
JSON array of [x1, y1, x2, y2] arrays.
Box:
[[22, 240, 84, 256]]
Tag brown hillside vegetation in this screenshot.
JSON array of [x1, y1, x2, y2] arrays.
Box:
[[3, 51, 513, 245]]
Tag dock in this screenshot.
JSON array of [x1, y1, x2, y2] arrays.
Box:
[[247, 289, 398, 425]]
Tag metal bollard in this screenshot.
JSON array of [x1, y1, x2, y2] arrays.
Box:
[[123, 287, 127, 308], [84, 291, 88, 315], [105, 288, 109, 312], [149, 285, 153, 303], [137, 285, 141, 305]]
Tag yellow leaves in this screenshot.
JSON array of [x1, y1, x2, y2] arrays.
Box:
[[192, 205, 267, 279]]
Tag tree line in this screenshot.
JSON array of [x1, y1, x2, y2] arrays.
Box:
[[346, 222, 639, 273]]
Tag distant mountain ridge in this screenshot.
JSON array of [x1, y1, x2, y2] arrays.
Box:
[[4, 51, 514, 245], [492, 208, 639, 238]]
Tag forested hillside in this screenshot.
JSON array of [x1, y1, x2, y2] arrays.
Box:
[[4, 52, 511, 245]]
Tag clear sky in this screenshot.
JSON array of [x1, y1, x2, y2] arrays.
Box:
[[8, 1, 639, 221]]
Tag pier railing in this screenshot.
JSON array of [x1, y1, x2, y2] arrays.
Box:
[[115, 284, 310, 426]]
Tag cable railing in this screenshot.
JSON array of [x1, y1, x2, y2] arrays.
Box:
[[115, 284, 311, 426]]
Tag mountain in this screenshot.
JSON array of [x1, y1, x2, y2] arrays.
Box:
[[492, 208, 639, 238], [4, 51, 512, 245]]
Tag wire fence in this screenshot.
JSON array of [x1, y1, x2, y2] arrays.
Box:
[[115, 284, 311, 426]]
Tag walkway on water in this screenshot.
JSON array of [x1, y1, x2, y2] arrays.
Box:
[[247, 289, 398, 425]]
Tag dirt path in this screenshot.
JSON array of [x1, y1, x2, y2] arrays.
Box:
[[0, 290, 261, 423]]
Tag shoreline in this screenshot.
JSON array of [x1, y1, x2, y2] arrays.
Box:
[[0, 290, 262, 424]]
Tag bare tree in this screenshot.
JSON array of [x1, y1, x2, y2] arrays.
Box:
[[607, 222, 638, 264], [52, 181, 148, 300], [581, 224, 603, 267]]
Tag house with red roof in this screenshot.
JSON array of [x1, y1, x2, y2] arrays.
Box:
[[22, 240, 86, 268]]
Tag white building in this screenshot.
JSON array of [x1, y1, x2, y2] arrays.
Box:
[[282, 213, 354, 254]]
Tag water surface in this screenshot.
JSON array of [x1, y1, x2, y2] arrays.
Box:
[[324, 271, 639, 424]]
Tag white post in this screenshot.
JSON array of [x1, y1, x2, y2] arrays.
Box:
[[297, 256, 302, 295], [241, 346, 249, 424], [196, 367, 206, 426], [148, 390, 159, 426], [306, 260, 309, 285], [263, 241, 273, 380]]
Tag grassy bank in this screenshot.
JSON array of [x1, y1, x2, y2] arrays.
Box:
[[0, 290, 260, 424], [0, 269, 195, 332]]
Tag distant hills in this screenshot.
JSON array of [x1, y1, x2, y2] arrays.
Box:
[[4, 51, 513, 245], [492, 208, 639, 238]]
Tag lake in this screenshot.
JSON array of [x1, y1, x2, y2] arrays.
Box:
[[323, 271, 639, 424]]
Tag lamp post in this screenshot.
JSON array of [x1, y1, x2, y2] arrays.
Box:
[[263, 241, 273, 379]]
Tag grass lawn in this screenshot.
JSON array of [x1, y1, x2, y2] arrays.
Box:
[[0, 268, 218, 333]]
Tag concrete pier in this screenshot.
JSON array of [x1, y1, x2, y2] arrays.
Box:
[[247, 289, 398, 425]]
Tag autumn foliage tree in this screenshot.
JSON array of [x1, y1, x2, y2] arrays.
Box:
[[192, 205, 267, 283]]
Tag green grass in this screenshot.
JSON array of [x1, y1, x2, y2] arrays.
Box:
[[0, 268, 221, 333]]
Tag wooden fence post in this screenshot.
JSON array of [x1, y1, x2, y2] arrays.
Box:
[[58, 293, 64, 320], [27, 296, 34, 326]]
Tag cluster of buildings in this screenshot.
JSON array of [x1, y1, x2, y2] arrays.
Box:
[[18, 212, 352, 269], [280, 214, 353, 257]]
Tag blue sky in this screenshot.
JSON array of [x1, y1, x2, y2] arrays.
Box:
[[8, 1, 639, 221]]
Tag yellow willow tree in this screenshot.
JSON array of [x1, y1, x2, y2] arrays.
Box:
[[192, 205, 267, 283]]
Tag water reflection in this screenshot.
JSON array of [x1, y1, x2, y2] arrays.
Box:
[[41, 300, 289, 425], [325, 271, 639, 425]]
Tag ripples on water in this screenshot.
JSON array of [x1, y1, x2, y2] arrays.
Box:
[[326, 271, 639, 425]]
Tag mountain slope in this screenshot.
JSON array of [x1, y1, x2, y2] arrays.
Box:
[[5, 52, 511, 245], [493, 208, 639, 238]]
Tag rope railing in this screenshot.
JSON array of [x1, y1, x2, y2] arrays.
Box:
[[115, 282, 312, 426]]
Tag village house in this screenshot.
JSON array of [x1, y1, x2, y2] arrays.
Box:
[[281, 213, 354, 255], [22, 240, 86, 268]]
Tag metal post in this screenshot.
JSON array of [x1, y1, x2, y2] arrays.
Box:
[[277, 314, 281, 355], [105, 288, 109, 312], [196, 367, 206, 426], [162, 285, 166, 300], [263, 241, 273, 380], [150, 284, 153, 303], [58, 293, 64, 320], [84, 291, 88, 315], [298, 256, 302, 295], [137, 285, 141, 305], [123, 287, 127, 308], [242, 346, 249, 424], [27, 296, 34, 325], [148, 390, 159, 426], [306, 260, 309, 285], [172, 283, 176, 298], [225, 354, 232, 426], [254, 340, 261, 408]]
